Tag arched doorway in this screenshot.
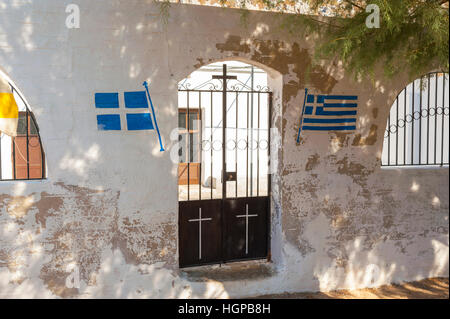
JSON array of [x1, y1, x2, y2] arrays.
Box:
[[177, 61, 272, 267]]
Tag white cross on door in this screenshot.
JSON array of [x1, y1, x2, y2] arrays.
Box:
[[188, 208, 212, 260], [236, 204, 258, 255]]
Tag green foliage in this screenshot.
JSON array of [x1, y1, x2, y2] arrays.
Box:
[[313, 0, 448, 80], [155, 1, 448, 80], [232, 0, 450, 80], [156, 0, 171, 27]]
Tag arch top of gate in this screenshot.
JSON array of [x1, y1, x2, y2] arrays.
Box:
[[178, 78, 271, 93], [178, 63, 271, 94]]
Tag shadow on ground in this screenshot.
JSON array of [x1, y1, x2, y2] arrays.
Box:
[[253, 277, 449, 299]]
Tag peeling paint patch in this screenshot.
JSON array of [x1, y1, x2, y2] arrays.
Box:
[[113, 216, 177, 267], [372, 108, 378, 119], [330, 132, 352, 151], [37, 184, 120, 297], [305, 154, 320, 171], [352, 125, 378, 146], [6, 196, 34, 218], [34, 192, 64, 229], [336, 157, 372, 179], [215, 35, 337, 104], [39, 269, 79, 298]]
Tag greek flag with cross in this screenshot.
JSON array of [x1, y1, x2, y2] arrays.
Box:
[[297, 88, 358, 142], [95, 82, 164, 151]]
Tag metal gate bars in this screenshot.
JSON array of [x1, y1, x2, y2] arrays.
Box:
[[177, 64, 272, 267], [382, 72, 449, 166]]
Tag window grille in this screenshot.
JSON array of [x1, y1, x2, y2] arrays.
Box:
[[0, 86, 45, 180], [381, 72, 449, 167]]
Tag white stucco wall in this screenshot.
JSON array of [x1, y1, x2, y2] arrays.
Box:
[[0, 0, 448, 298]]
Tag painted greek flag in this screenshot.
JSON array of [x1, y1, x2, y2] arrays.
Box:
[[297, 89, 358, 142], [95, 91, 154, 131], [302, 93, 357, 131], [94, 83, 165, 152]]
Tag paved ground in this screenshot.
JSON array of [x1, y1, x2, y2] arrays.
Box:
[[255, 277, 449, 299]]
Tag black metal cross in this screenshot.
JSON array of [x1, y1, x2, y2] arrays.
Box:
[[212, 64, 237, 83], [213, 64, 237, 199]]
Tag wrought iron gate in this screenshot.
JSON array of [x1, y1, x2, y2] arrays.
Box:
[[178, 64, 272, 268]]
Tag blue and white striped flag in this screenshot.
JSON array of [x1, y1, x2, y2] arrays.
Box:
[[297, 89, 358, 142]]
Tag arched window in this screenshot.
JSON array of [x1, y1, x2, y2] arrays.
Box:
[[0, 74, 45, 180], [382, 72, 449, 167]]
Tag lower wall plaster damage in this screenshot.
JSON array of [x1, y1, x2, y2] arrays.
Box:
[[0, 1, 448, 298]]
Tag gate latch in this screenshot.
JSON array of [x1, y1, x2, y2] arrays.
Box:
[[225, 171, 237, 182]]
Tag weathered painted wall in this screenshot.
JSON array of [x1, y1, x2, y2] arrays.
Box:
[[0, 0, 448, 298]]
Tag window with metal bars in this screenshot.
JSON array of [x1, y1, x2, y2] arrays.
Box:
[[0, 88, 45, 181], [381, 72, 449, 167]]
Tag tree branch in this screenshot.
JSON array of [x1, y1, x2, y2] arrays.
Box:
[[344, 0, 364, 10], [306, 16, 343, 29]]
